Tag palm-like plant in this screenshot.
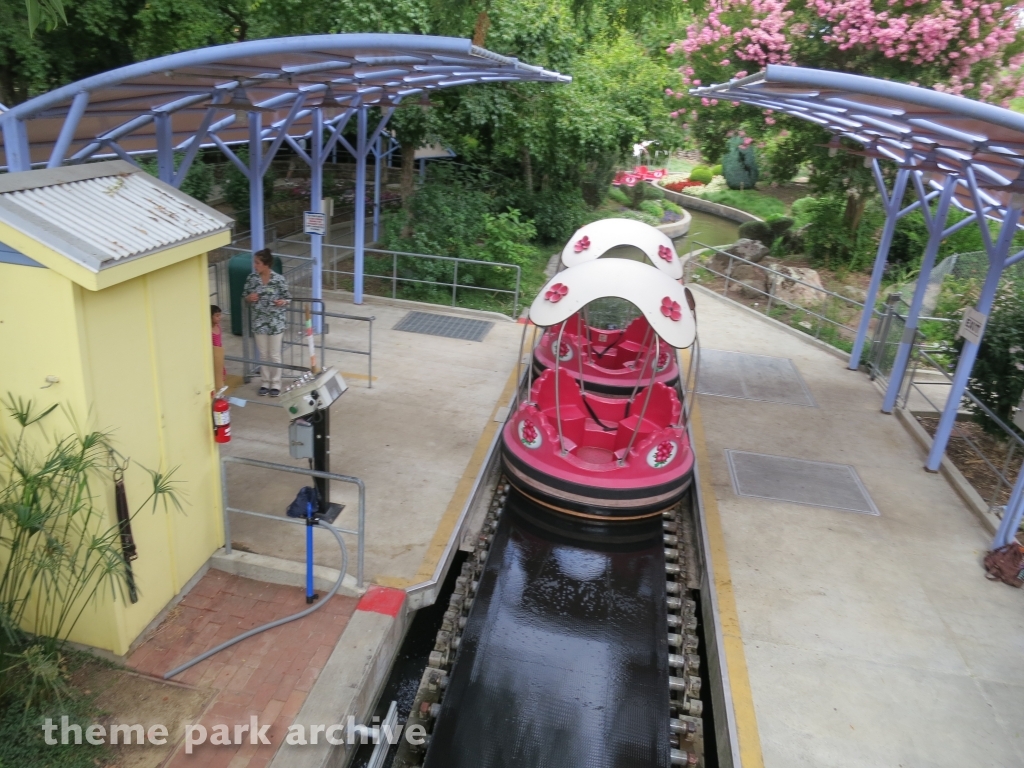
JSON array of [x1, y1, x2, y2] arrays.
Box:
[[0, 395, 182, 652], [24, 0, 66, 35]]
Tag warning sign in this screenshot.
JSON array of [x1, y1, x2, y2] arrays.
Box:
[[303, 211, 327, 236]]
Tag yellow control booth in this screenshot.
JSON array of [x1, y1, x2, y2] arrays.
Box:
[[0, 160, 233, 656]]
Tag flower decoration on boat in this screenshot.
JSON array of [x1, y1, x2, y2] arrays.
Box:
[[574, 236, 591, 253], [611, 166, 667, 188], [656, 348, 672, 372], [647, 440, 677, 469], [518, 419, 542, 449], [545, 283, 569, 303], [551, 339, 574, 363], [660, 297, 682, 321], [658, 245, 673, 262]]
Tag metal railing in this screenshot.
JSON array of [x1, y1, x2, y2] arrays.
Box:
[[896, 333, 1024, 521], [684, 241, 872, 351], [220, 455, 367, 587], [235, 299, 374, 387], [281, 238, 522, 319]]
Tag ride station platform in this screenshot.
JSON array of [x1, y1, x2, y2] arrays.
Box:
[[688, 286, 1024, 767]]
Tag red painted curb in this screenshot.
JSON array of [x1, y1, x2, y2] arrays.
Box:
[[356, 585, 405, 617]]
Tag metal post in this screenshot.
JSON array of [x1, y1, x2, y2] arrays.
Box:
[[392, 252, 398, 298], [994, 457, 1024, 547], [882, 176, 957, 413], [248, 112, 265, 253], [2, 118, 32, 172], [849, 167, 910, 370], [353, 108, 368, 303], [927, 201, 1024, 470], [311, 108, 324, 333], [220, 457, 232, 554], [156, 113, 174, 184], [419, 157, 425, 179], [373, 135, 382, 242], [452, 260, 459, 307]]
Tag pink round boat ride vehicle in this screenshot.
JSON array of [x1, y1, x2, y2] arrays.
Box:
[[503, 259, 697, 521], [532, 217, 686, 396]]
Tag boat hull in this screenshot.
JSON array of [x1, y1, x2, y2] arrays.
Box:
[[501, 436, 692, 521]]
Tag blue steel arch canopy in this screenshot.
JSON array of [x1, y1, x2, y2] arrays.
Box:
[[690, 65, 1024, 541], [0, 34, 570, 170]]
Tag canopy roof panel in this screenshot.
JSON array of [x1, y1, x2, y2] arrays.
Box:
[[0, 34, 570, 169], [691, 66, 1024, 223], [561, 218, 683, 279], [530, 259, 696, 348]]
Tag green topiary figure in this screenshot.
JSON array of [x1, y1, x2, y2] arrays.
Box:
[[767, 216, 794, 239], [710, 164, 723, 177], [638, 199, 665, 219], [722, 136, 759, 190], [737, 220, 773, 246], [689, 166, 713, 184]]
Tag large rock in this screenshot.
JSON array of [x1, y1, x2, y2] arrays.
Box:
[[769, 265, 825, 306], [726, 238, 770, 264], [707, 238, 770, 273]]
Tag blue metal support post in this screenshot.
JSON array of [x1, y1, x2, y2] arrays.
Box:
[[994, 457, 1024, 547], [926, 196, 1024, 471], [353, 108, 368, 303], [248, 113, 265, 253], [848, 165, 911, 370], [373, 134, 382, 243], [310, 107, 324, 332], [2, 119, 32, 172], [882, 175, 957, 413], [156, 113, 174, 184]]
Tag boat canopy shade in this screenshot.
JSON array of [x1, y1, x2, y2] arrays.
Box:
[[561, 218, 683, 279], [529, 259, 696, 349]]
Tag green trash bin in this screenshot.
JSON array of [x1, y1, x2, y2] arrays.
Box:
[[228, 252, 284, 336]]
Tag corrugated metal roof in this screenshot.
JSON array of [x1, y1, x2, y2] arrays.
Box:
[[1, 172, 226, 264]]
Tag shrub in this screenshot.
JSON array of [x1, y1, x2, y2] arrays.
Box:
[[737, 220, 773, 247], [607, 186, 631, 206], [963, 279, 1024, 435], [138, 153, 214, 204], [767, 216, 794, 239], [700, 189, 785, 219], [525, 188, 588, 244], [722, 136, 759, 190], [803, 194, 884, 270], [645, 183, 665, 200], [663, 201, 683, 215], [791, 196, 818, 227], [223, 148, 275, 231], [710, 164, 723, 177], [638, 199, 665, 218], [689, 166, 713, 184]]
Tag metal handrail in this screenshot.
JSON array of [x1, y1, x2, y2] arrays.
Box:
[[220, 455, 367, 587], [282, 239, 523, 319]]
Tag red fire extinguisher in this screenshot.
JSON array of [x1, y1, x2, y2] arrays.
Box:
[[212, 387, 231, 443]]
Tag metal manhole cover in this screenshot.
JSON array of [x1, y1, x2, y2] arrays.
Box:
[[725, 450, 879, 515], [697, 349, 816, 407], [393, 311, 493, 342]]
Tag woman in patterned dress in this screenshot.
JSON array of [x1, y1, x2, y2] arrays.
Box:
[[243, 249, 291, 396]]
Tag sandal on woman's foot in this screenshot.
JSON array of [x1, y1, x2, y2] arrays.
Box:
[[269, 389, 280, 397], [258, 387, 269, 396]]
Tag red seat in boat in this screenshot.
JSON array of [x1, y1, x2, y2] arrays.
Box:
[[530, 368, 680, 459]]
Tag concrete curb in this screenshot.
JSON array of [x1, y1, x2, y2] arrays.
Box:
[[689, 284, 849, 362], [210, 548, 364, 598], [269, 586, 408, 768], [894, 407, 1000, 535], [656, 183, 763, 224]]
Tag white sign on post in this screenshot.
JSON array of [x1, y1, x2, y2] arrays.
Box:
[[957, 307, 987, 345], [303, 211, 327, 236]]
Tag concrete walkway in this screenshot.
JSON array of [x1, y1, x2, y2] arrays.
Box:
[[690, 287, 1024, 768], [219, 292, 520, 588]]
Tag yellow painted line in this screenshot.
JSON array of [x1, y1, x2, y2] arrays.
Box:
[[688, 392, 765, 768], [340, 371, 379, 381], [378, 353, 524, 590]]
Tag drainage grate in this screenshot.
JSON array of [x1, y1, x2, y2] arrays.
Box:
[[697, 349, 816, 407], [393, 311, 493, 342], [725, 450, 879, 515]]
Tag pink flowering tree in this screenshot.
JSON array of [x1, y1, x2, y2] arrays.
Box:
[[666, 0, 1024, 238]]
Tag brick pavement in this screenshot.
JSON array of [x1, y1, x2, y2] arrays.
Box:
[[129, 569, 357, 767]]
